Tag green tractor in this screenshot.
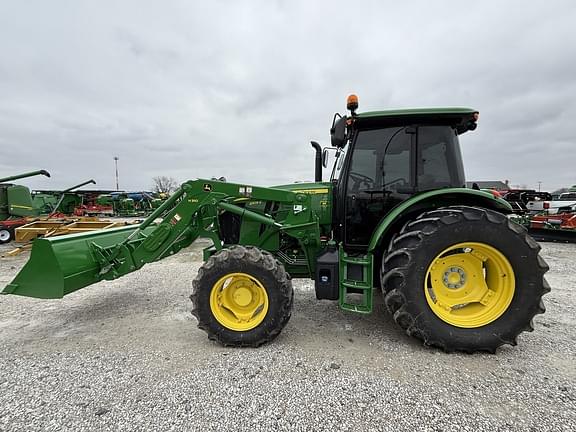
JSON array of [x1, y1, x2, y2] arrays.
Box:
[[3, 96, 549, 352]]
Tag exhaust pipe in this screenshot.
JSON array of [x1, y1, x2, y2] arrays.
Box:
[[311, 141, 322, 182]]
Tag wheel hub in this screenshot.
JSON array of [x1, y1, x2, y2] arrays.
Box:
[[232, 287, 253, 307], [0, 230, 10, 242], [425, 242, 515, 328], [209, 272, 269, 331], [442, 266, 466, 289]]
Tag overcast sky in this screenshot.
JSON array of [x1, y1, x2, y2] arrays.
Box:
[[1, 1, 575, 192]]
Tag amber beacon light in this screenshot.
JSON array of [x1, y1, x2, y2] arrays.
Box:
[[346, 94, 359, 113]]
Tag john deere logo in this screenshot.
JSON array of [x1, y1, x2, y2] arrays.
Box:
[[203, 183, 212, 192]]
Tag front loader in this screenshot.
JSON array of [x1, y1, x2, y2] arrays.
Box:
[[2, 96, 549, 352]]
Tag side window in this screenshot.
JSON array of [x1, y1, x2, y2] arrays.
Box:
[[418, 126, 463, 190]]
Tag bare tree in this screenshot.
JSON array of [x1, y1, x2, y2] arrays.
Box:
[[152, 176, 178, 194]]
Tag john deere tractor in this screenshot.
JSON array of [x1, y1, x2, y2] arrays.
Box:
[[3, 96, 549, 352]]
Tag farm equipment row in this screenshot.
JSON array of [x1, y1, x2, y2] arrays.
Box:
[[1, 170, 168, 244], [74, 191, 165, 217], [511, 212, 576, 243], [498, 188, 576, 243]]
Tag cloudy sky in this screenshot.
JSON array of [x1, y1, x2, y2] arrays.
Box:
[[1, 0, 575, 192]]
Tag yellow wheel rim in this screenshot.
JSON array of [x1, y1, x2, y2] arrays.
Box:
[[209, 272, 269, 331], [425, 242, 515, 328]]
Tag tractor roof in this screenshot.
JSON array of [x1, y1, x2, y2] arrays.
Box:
[[354, 107, 478, 133], [357, 107, 477, 118]]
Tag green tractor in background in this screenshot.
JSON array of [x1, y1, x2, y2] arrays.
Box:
[[96, 192, 159, 216], [112, 193, 137, 217], [3, 96, 549, 352]]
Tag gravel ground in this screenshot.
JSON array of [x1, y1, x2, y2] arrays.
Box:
[[0, 240, 574, 431]]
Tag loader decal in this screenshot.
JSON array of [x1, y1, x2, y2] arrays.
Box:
[[170, 213, 182, 225], [292, 188, 329, 195]]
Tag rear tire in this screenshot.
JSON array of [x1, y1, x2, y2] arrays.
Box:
[[191, 245, 293, 347], [381, 206, 550, 353]]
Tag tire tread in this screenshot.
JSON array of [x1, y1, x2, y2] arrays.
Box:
[[190, 245, 293, 347], [381, 206, 550, 353]]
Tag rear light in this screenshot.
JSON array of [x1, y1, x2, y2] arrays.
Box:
[[543, 202, 550, 209]]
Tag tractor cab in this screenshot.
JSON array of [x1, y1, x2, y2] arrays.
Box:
[[324, 96, 479, 247]]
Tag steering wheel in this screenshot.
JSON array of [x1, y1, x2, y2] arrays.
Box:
[[349, 172, 375, 190], [382, 177, 407, 189]]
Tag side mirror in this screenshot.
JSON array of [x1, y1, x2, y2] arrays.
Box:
[[322, 149, 329, 168], [330, 116, 347, 148]]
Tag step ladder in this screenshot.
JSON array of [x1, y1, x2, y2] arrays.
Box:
[[339, 246, 373, 313]]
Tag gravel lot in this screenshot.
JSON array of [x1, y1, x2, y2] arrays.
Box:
[[0, 240, 574, 431]]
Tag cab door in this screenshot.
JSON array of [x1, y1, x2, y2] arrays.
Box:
[[343, 126, 414, 247]]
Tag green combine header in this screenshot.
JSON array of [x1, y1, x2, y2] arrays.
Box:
[[0, 170, 51, 243], [0, 170, 51, 220]]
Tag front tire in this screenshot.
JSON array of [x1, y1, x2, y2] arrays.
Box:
[[191, 245, 293, 347], [382, 206, 550, 353]]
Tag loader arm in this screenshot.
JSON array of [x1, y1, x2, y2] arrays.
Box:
[[3, 179, 321, 299]]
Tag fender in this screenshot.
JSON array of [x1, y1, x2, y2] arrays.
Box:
[[367, 188, 513, 252]]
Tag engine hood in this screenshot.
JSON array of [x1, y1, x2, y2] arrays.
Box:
[[272, 182, 333, 226], [273, 181, 332, 195]]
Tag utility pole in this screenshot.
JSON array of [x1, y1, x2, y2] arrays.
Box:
[[538, 181, 542, 192], [114, 156, 119, 191]]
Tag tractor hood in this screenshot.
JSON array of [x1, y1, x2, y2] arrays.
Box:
[[273, 181, 332, 195], [272, 182, 333, 226]]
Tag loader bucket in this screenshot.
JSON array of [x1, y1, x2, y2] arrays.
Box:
[[2, 225, 150, 299]]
